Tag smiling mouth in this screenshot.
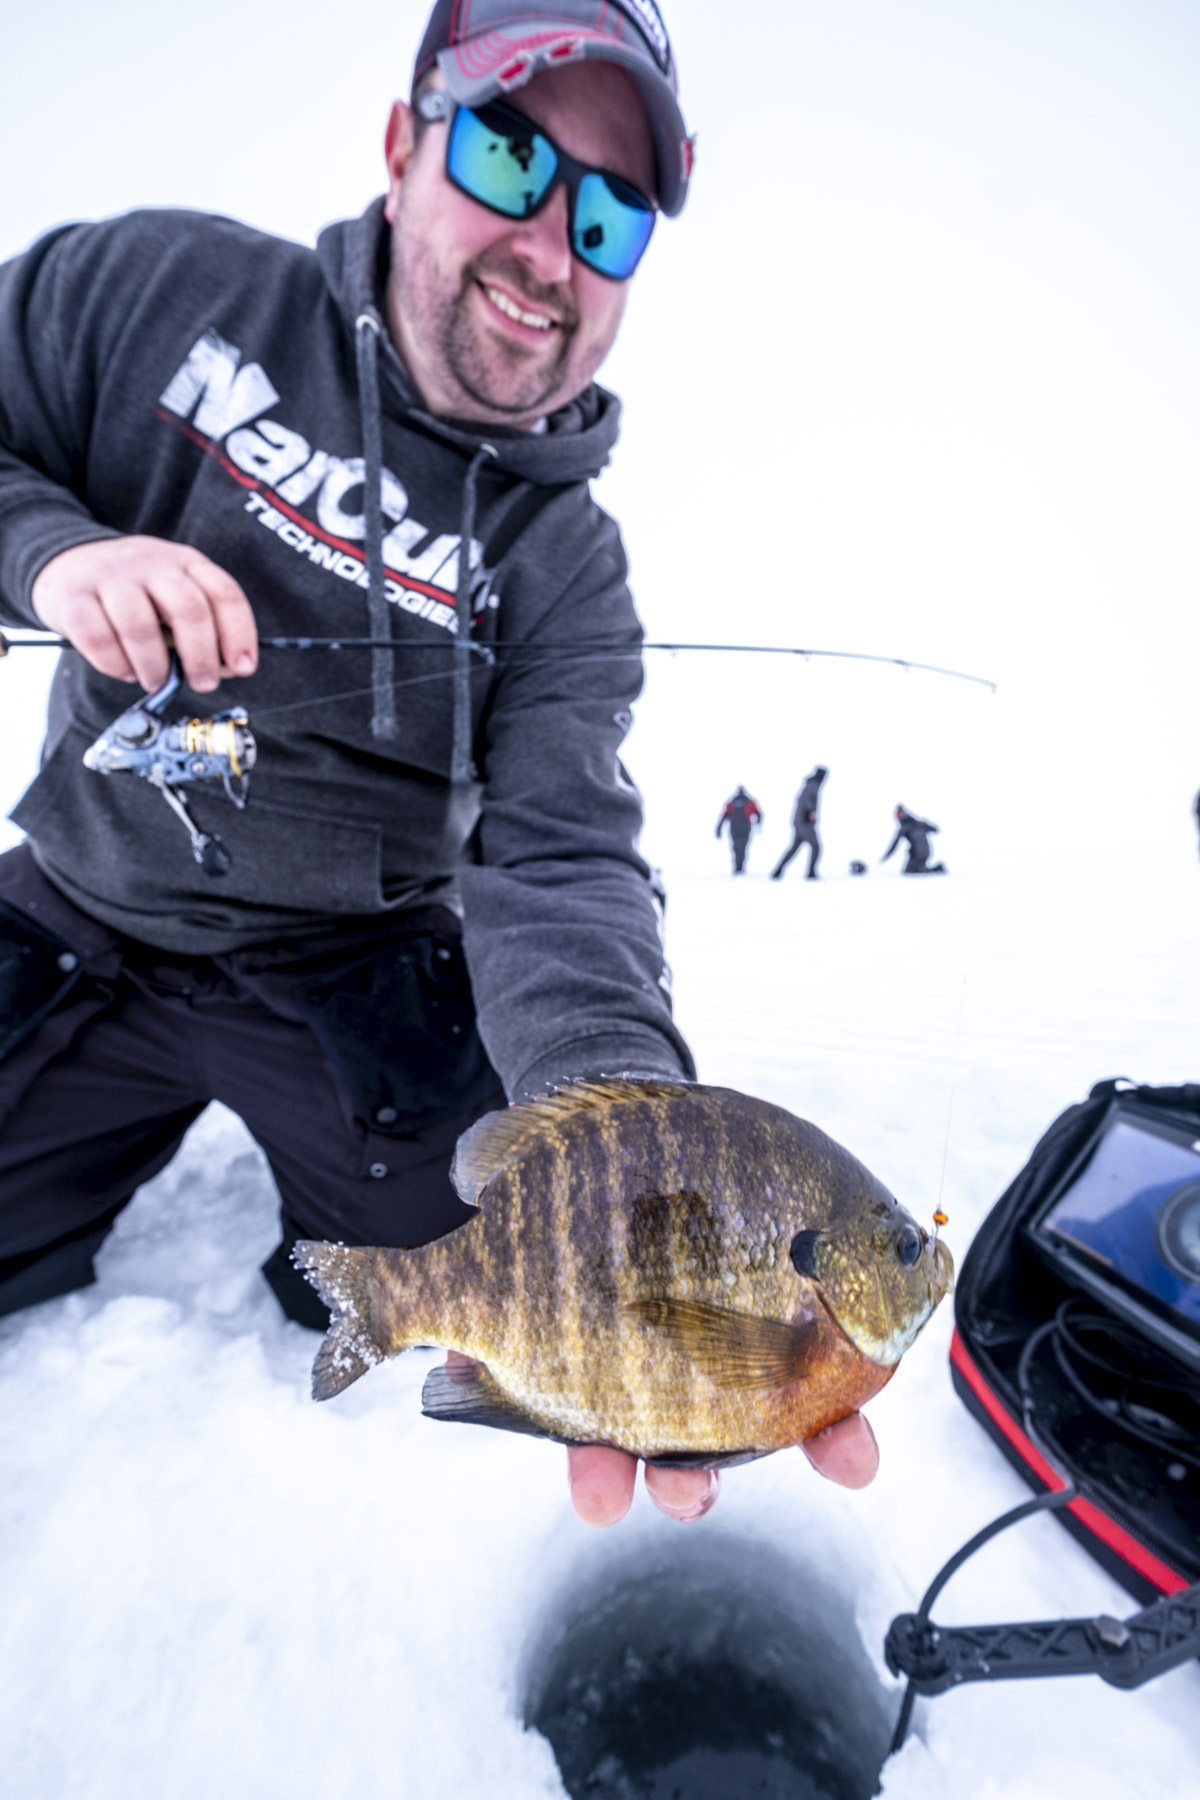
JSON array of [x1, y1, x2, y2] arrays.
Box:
[[481, 283, 556, 333]]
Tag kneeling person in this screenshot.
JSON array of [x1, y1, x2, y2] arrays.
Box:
[[0, 0, 878, 1523]]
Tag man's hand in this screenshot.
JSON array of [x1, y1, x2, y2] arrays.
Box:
[[566, 1415, 879, 1527], [441, 1351, 879, 1527], [31, 536, 258, 694]]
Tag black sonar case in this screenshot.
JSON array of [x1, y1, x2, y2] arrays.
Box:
[[884, 1079, 1200, 1750], [951, 1076, 1200, 1600]]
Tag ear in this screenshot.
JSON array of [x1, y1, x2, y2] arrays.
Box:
[[384, 100, 416, 224]]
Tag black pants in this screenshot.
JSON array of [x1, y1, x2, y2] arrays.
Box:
[[728, 825, 751, 873], [0, 846, 503, 1327], [771, 825, 821, 880], [903, 851, 946, 874]]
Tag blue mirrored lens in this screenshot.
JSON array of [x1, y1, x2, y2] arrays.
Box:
[[572, 172, 655, 279], [447, 106, 558, 218]]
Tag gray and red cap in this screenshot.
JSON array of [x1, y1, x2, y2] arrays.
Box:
[[413, 0, 694, 217]]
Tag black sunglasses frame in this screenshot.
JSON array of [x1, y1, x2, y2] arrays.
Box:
[[416, 89, 657, 281]]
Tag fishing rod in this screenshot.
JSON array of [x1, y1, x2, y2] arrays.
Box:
[[1, 627, 996, 876], [0, 629, 997, 692]]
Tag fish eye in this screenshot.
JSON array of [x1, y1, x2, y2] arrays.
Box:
[[789, 1229, 822, 1278], [896, 1226, 922, 1267]]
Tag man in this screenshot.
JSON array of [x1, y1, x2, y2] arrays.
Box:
[[882, 806, 947, 875], [715, 785, 762, 874], [771, 766, 827, 881], [0, 0, 876, 1523]]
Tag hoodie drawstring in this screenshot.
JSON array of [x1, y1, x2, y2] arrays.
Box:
[[450, 442, 498, 785], [356, 307, 496, 775], [354, 308, 395, 741]]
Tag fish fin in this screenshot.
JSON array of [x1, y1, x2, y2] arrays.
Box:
[[450, 1075, 693, 1203], [420, 1359, 553, 1440], [293, 1241, 386, 1401], [644, 1447, 775, 1469], [625, 1299, 820, 1391]]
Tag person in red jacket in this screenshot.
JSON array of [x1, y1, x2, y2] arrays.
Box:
[[715, 786, 763, 874]]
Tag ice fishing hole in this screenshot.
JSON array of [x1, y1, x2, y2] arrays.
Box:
[[524, 1529, 891, 1800]]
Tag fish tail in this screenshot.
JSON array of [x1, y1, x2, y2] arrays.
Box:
[[293, 1242, 387, 1401]]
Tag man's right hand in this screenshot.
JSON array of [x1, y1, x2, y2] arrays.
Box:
[[31, 536, 258, 694]]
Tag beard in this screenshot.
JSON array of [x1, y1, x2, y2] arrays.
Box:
[[402, 237, 581, 420]]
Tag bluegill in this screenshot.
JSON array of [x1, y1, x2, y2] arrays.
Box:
[[297, 1078, 953, 1464]]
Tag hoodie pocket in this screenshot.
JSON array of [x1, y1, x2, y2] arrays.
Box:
[[0, 879, 118, 1130], [0, 900, 84, 1065]]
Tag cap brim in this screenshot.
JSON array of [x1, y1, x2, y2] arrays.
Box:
[[434, 31, 691, 216]]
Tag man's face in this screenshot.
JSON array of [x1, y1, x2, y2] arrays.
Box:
[[383, 61, 656, 427]]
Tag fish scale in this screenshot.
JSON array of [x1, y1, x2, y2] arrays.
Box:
[[297, 1078, 954, 1461]]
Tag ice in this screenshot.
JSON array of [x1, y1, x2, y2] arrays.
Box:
[[1, 839, 1198, 1797]]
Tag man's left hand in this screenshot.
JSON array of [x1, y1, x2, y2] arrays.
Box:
[[441, 1352, 879, 1527], [566, 1415, 879, 1527]]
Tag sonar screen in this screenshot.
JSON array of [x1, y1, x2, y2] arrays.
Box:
[[1029, 1106, 1200, 1373]]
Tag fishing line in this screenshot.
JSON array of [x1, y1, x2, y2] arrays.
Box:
[[248, 646, 645, 723], [252, 637, 998, 691], [250, 661, 486, 722], [936, 973, 969, 1215]]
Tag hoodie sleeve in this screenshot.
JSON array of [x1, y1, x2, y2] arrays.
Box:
[[0, 224, 126, 627], [457, 502, 695, 1100]]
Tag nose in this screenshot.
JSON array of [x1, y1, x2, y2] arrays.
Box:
[[508, 181, 573, 286]]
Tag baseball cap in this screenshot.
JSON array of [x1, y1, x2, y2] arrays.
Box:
[[412, 0, 694, 217]]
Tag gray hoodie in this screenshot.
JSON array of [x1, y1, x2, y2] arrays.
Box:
[[0, 200, 694, 1099]]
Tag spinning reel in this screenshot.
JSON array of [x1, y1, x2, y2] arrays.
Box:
[[82, 654, 256, 877]]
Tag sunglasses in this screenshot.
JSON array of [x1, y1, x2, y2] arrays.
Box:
[[418, 91, 656, 281]]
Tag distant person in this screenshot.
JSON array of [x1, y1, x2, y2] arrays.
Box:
[[716, 786, 763, 874], [882, 806, 946, 875], [771, 766, 827, 881]]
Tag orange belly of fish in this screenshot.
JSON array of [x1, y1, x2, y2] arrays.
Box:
[[486, 1310, 895, 1460]]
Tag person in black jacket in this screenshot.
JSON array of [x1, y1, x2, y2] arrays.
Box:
[[771, 767, 827, 881], [882, 806, 947, 875], [0, 1, 881, 1526], [715, 786, 763, 873]]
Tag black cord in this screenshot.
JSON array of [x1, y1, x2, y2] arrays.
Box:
[[887, 1482, 1078, 1755], [890, 1300, 1199, 1755], [1046, 1298, 1200, 1474], [888, 1321, 1079, 1758]]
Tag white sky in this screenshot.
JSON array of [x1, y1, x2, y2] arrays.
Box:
[[2, 0, 1199, 863]]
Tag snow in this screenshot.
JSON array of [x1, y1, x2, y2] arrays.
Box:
[[1, 779, 1198, 1794], [2, 0, 1200, 1792]]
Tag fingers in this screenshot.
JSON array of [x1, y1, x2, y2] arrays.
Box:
[[801, 1413, 879, 1489], [33, 588, 138, 684], [567, 1448, 722, 1527], [568, 1422, 879, 1525], [182, 548, 258, 681], [30, 536, 257, 693], [644, 1463, 721, 1522], [568, 1445, 637, 1526], [100, 575, 188, 692]]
